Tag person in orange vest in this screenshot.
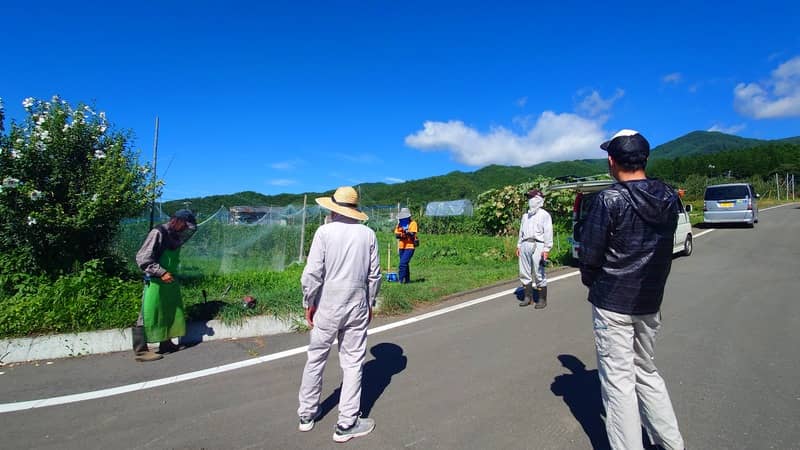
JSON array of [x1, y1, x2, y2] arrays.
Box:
[[394, 207, 418, 284]]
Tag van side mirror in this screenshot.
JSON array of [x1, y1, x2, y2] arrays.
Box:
[[685, 204, 692, 213]]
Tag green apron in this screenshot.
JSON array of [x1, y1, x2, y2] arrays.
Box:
[[142, 248, 186, 343]]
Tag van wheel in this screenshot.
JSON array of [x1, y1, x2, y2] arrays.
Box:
[[682, 236, 693, 256]]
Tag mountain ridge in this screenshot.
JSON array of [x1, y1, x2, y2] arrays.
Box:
[[163, 131, 799, 214]]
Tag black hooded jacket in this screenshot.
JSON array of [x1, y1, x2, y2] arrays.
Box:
[[579, 179, 679, 315]]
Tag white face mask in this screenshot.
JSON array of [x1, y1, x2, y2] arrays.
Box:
[[528, 197, 544, 214]]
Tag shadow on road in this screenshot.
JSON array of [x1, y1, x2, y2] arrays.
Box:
[[319, 342, 408, 419], [551, 354, 668, 450], [695, 222, 754, 229], [551, 354, 610, 450]]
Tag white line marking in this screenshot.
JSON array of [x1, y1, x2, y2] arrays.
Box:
[[3, 205, 795, 414], [0, 270, 580, 414]]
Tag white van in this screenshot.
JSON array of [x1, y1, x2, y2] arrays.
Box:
[[548, 180, 693, 259]]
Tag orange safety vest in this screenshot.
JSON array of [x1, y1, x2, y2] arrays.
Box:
[[394, 221, 418, 250]]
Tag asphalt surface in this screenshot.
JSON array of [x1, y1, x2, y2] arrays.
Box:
[[2, 204, 799, 449]]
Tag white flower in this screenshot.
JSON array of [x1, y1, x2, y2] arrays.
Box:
[[39, 130, 50, 141], [16, 138, 24, 144], [22, 97, 35, 108], [99, 125, 107, 133], [63, 123, 70, 132], [27, 216, 37, 226], [30, 190, 43, 201], [3, 177, 20, 188], [11, 149, 21, 159], [98, 111, 106, 120], [36, 116, 46, 125], [94, 150, 106, 159], [51, 95, 60, 103], [91, 193, 99, 202]]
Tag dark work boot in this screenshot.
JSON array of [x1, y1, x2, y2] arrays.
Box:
[[535, 286, 548, 309], [132, 326, 162, 362], [519, 283, 533, 307]]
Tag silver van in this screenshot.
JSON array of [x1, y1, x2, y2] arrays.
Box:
[[549, 179, 694, 259], [702, 183, 759, 227]]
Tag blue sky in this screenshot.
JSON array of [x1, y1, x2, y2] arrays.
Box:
[[2, 1, 799, 201]]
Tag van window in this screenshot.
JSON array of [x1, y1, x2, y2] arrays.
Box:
[[704, 185, 749, 201]]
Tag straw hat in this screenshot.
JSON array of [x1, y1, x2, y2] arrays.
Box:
[[315, 186, 368, 221]]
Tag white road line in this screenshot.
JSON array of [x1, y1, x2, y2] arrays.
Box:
[[3, 204, 794, 414], [0, 271, 579, 414]]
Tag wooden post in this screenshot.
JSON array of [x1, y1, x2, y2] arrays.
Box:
[[299, 194, 307, 263]]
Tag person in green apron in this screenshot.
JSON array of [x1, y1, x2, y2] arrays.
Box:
[[133, 209, 197, 362]]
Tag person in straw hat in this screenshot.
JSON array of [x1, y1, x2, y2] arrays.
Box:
[[297, 186, 382, 442]]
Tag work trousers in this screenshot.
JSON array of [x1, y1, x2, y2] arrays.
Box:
[[592, 306, 684, 450], [298, 290, 370, 428], [518, 241, 546, 287], [398, 249, 415, 283]]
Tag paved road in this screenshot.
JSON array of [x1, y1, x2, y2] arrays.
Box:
[[2, 204, 799, 449]]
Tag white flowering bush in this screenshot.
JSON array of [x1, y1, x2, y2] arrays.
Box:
[[0, 96, 158, 277]]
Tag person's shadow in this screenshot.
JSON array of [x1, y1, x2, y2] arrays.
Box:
[[551, 354, 610, 450], [551, 354, 664, 449], [319, 343, 407, 418]]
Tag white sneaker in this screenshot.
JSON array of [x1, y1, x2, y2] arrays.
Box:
[[298, 412, 320, 432], [332, 417, 375, 442]]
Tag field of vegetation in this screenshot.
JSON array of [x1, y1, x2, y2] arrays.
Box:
[[1, 96, 797, 339]]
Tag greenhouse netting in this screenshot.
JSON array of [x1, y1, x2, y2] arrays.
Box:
[[425, 199, 473, 217]]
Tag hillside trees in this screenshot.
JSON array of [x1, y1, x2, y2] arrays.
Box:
[[0, 96, 157, 277]]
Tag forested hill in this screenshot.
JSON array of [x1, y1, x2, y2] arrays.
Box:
[[649, 131, 800, 160], [163, 131, 799, 215]]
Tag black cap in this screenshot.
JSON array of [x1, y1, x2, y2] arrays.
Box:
[[173, 209, 196, 225], [601, 129, 650, 163], [526, 189, 544, 199]]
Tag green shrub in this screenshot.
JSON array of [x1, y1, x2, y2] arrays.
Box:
[[0, 96, 157, 277], [0, 260, 141, 338]]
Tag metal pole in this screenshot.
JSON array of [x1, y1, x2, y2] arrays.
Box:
[[776, 173, 780, 201], [149, 116, 160, 230], [298, 194, 307, 263]]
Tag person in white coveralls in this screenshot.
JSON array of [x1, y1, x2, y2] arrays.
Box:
[[297, 186, 382, 443], [516, 188, 553, 308]]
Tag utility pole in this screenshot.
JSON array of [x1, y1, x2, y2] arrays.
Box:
[[149, 116, 160, 230]]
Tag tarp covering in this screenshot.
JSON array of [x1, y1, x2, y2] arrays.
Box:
[[425, 199, 473, 216]]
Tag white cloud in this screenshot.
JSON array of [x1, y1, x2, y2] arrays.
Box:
[[575, 89, 625, 117], [270, 159, 303, 170], [516, 96, 528, 107], [404, 112, 607, 167], [734, 56, 800, 118], [269, 179, 296, 186], [385, 177, 405, 183], [662, 72, 683, 84], [708, 123, 746, 134]]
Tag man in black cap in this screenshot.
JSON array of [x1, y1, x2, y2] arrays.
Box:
[[133, 209, 197, 362], [579, 130, 685, 449]]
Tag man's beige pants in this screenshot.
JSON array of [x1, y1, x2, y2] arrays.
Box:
[[298, 290, 369, 428], [592, 306, 685, 450]]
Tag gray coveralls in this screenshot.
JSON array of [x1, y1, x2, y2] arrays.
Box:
[[517, 208, 553, 288], [297, 216, 382, 428]]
